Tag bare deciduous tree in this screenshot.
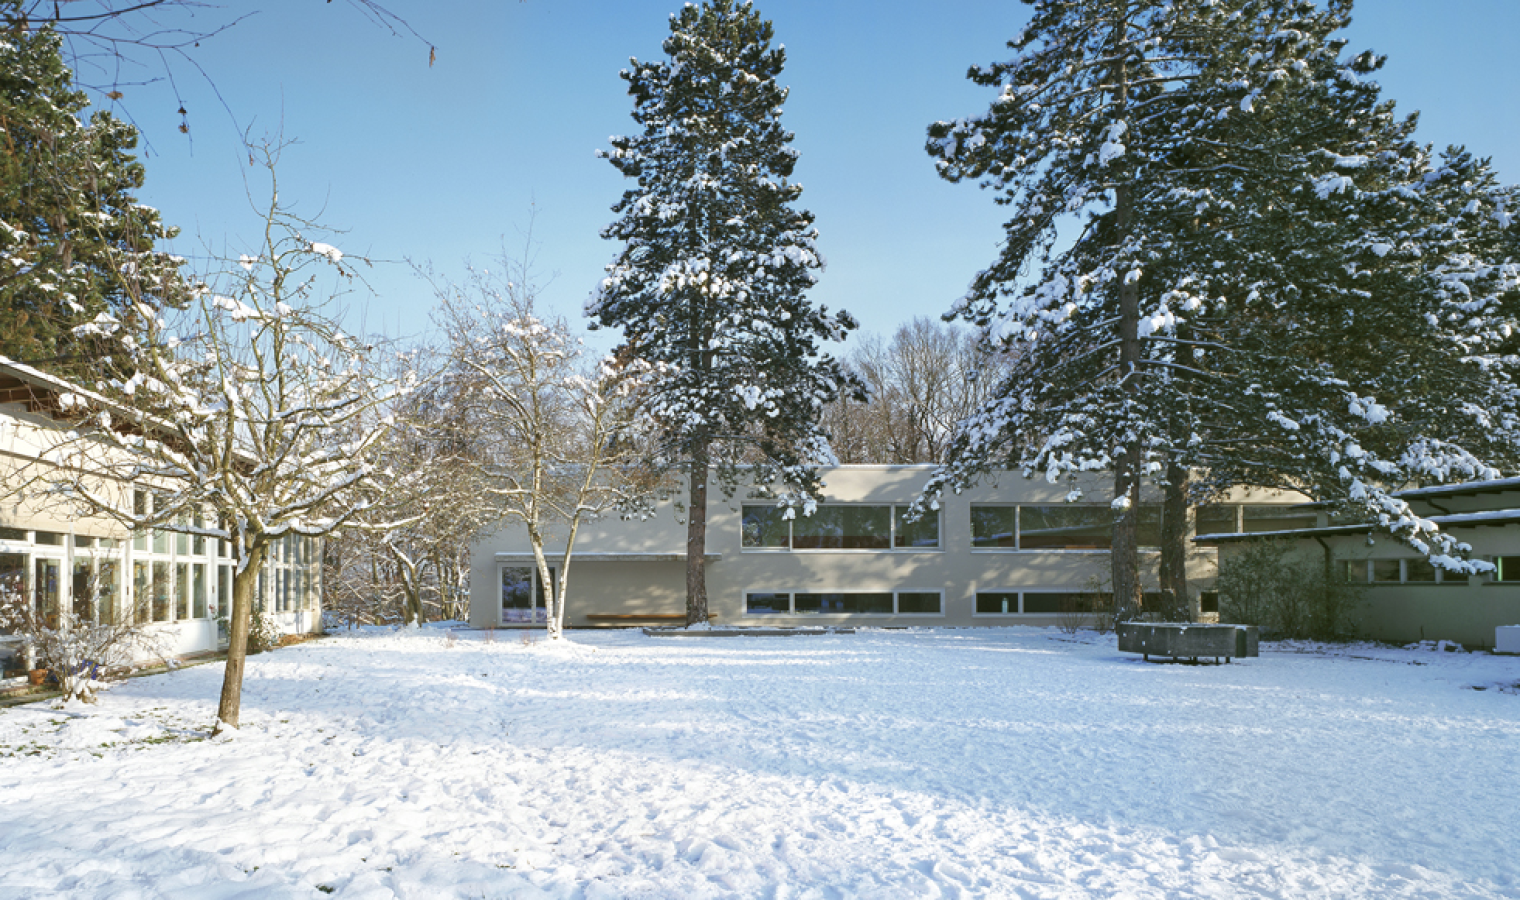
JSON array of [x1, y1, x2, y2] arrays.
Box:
[[824, 317, 1014, 464], [435, 253, 660, 640], [26, 142, 402, 731]]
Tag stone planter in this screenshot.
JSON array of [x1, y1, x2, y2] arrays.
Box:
[[1118, 623, 1258, 663]]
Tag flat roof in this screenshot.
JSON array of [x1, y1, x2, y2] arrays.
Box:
[[1195, 508, 1520, 544]]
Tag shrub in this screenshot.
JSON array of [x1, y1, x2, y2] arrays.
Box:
[[1216, 541, 1363, 641]]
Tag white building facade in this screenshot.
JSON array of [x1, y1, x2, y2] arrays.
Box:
[[470, 466, 1307, 629], [1, 359, 322, 675]]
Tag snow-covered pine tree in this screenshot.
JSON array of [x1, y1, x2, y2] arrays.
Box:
[[591, 0, 861, 625], [923, 0, 1304, 620], [926, 0, 1520, 614], [0, 11, 192, 372]]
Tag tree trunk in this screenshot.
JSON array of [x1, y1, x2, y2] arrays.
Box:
[[685, 439, 710, 626], [1111, 175, 1144, 624], [1159, 460, 1191, 622], [214, 540, 266, 733]]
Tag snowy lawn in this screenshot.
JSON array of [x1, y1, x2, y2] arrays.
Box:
[[1, 627, 1518, 899]]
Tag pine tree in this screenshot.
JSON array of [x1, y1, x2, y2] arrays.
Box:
[[0, 12, 192, 372], [924, 0, 1301, 620], [926, 0, 1520, 609], [591, 0, 860, 625]]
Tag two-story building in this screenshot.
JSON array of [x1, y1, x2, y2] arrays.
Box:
[[468, 466, 1308, 629]]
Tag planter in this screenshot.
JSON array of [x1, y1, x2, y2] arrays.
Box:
[[28, 669, 48, 686]]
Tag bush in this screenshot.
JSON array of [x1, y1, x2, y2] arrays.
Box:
[[1216, 541, 1363, 641], [0, 574, 170, 702]]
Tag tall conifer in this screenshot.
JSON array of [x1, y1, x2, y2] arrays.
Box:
[[591, 0, 860, 625], [0, 10, 191, 372], [925, 0, 1520, 614]]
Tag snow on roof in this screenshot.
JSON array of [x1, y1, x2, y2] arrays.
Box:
[[1195, 508, 1520, 543]]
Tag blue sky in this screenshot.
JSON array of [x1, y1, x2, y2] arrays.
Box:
[[90, 1, 1520, 353]]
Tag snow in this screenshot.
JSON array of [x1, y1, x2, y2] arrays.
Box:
[[2, 627, 1517, 898]]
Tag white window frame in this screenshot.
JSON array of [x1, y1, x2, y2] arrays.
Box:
[[740, 504, 943, 554], [741, 588, 945, 617]]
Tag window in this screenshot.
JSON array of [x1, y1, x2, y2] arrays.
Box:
[[1405, 558, 1438, 583], [793, 507, 889, 550], [1242, 505, 1316, 533], [894, 508, 940, 549], [1372, 560, 1402, 583], [897, 592, 941, 614], [173, 563, 190, 619], [744, 590, 942, 616], [0, 554, 23, 635], [1494, 557, 1520, 582], [1338, 560, 1368, 583], [98, 561, 119, 625], [741, 506, 790, 548], [795, 592, 894, 614], [1018, 505, 1113, 550], [745, 592, 791, 615], [975, 590, 1112, 615], [1195, 505, 1238, 536], [1199, 590, 1219, 614], [152, 562, 171, 621], [0, 527, 26, 542], [35, 558, 60, 628], [501, 565, 552, 623], [742, 505, 938, 551], [72, 560, 94, 620], [970, 507, 1016, 549], [133, 562, 150, 624], [975, 592, 1019, 614], [34, 531, 62, 546]]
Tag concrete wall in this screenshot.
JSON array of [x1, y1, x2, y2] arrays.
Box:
[[1317, 530, 1520, 648], [470, 466, 1305, 629]]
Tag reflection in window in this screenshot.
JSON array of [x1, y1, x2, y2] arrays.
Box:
[[1019, 506, 1112, 550], [894, 508, 940, 549], [970, 507, 1016, 549], [500, 566, 549, 623], [1372, 560, 1402, 583], [98, 561, 119, 624], [741, 506, 790, 549], [792, 507, 890, 550], [794, 592, 894, 614], [152, 562, 171, 621], [745, 592, 790, 615]]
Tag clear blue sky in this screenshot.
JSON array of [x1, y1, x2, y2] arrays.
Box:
[[90, 0, 1520, 352]]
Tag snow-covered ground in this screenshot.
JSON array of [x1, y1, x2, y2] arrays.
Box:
[[2, 626, 1517, 899]]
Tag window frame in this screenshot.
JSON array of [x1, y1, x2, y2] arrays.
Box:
[[740, 503, 942, 553], [742, 588, 945, 617], [972, 588, 1114, 617]]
